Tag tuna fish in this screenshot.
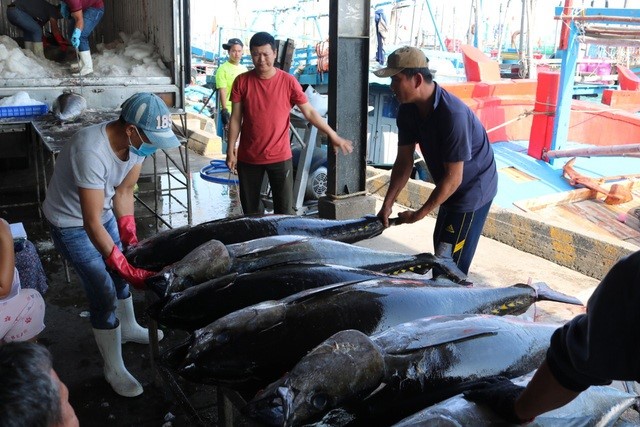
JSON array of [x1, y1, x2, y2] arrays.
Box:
[[126, 214, 394, 271], [392, 375, 638, 427], [52, 92, 87, 122], [247, 314, 558, 426], [145, 239, 231, 294], [146, 235, 465, 295], [178, 281, 579, 388], [148, 263, 465, 331]]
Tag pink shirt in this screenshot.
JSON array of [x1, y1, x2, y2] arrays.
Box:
[[64, 0, 104, 12], [231, 69, 307, 165]]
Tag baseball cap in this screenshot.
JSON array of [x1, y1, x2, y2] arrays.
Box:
[[373, 46, 429, 78], [120, 93, 180, 149], [223, 38, 243, 50]]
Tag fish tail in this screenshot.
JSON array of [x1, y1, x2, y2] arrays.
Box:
[[531, 282, 583, 306]]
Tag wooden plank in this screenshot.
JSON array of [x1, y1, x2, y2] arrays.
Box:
[[514, 179, 640, 212], [513, 188, 596, 211]]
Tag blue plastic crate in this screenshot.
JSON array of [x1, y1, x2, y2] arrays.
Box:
[[0, 103, 48, 118]]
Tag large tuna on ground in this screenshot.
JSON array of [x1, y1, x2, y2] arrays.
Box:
[[146, 235, 465, 295], [126, 214, 394, 270], [148, 263, 464, 330], [247, 314, 559, 426]]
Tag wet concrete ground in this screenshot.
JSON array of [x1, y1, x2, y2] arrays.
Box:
[[1, 144, 639, 426]]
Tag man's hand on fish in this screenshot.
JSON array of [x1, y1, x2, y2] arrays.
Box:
[[105, 245, 154, 289], [463, 376, 528, 424], [397, 209, 425, 224], [376, 205, 393, 228]]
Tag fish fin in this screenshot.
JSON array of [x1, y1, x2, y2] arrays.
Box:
[[362, 382, 388, 401], [281, 279, 372, 304], [406, 251, 466, 281], [377, 322, 499, 353], [529, 282, 584, 306]]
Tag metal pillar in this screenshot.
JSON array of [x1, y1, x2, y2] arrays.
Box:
[[319, 0, 376, 219]]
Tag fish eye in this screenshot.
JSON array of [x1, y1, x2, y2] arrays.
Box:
[[215, 332, 230, 344], [311, 393, 328, 410]]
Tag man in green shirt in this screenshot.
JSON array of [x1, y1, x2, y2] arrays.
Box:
[[216, 38, 248, 134]]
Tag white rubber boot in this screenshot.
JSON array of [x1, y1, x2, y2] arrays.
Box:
[[74, 50, 93, 76], [31, 41, 45, 59], [93, 326, 143, 397], [115, 295, 163, 344], [24, 41, 33, 52]]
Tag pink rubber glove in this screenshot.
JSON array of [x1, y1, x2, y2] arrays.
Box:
[[105, 245, 153, 289], [117, 215, 138, 249]]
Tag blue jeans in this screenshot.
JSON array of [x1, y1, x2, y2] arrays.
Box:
[[69, 7, 104, 52], [432, 200, 493, 276], [7, 7, 43, 42], [48, 215, 129, 329]]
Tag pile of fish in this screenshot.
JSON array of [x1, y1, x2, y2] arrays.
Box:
[[174, 281, 579, 389], [134, 214, 633, 426], [148, 263, 464, 331]]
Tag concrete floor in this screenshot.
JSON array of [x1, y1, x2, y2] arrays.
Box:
[[1, 144, 637, 426]]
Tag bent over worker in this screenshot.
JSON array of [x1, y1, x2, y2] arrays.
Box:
[[6, 0, 66, 59], [59, 0, 104, 75], [374, 46, 498, 278], [43, 92, 180, 397], [465, 250, 640, 424]]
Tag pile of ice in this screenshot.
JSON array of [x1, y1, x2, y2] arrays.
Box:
[[94, 31, 170, 77], [0, 32, 169, 79], [0, 36, 66, 78], [0, 91, 46, 106]]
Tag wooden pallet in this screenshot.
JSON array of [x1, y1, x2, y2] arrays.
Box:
[[514, 185, 640, 248]]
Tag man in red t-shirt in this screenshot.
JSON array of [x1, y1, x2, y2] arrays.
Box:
[[226, 31, 353, 215]]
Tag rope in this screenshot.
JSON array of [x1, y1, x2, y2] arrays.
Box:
[[485, 110, 535, 134]]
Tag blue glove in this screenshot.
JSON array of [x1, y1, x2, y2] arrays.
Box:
[[71, 28, 81, 49], [60, 2, 70, 19]]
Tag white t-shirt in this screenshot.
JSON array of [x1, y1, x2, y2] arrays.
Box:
[[43, 123, 144, 228]]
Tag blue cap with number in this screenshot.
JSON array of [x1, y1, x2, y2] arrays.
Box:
[[121, 92, 180, 149]]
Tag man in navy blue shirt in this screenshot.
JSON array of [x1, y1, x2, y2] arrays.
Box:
[[374, 46, 498, 277]]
